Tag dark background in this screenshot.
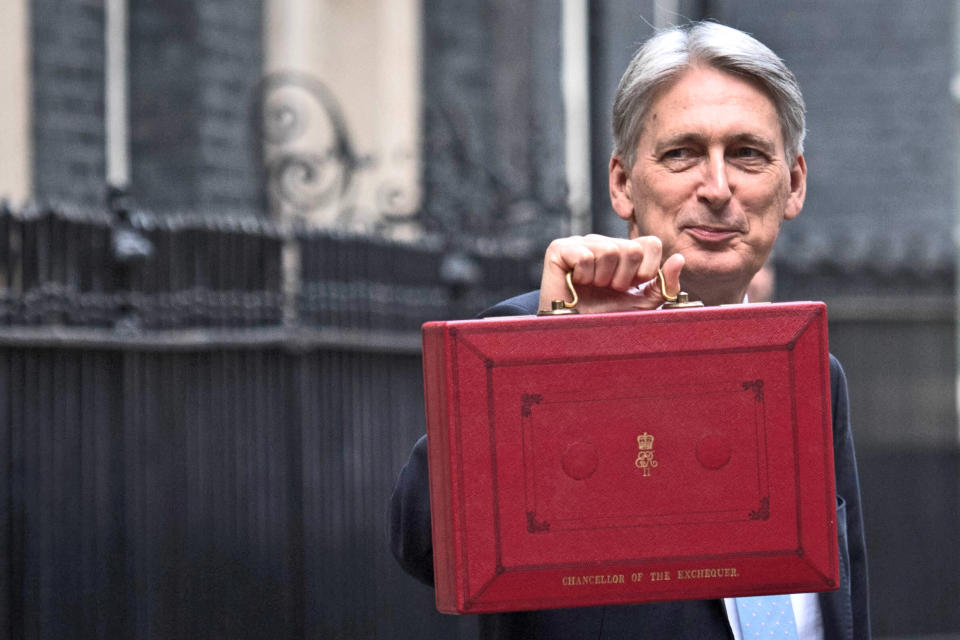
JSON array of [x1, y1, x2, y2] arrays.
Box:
[[2, 0, 958, 638]]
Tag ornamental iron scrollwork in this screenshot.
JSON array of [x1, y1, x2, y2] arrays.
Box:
[[254, 71, 421, 234], [253, 70, 569, 275], [255, 71, 364, 220]]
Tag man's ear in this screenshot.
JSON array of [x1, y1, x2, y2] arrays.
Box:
[[609, 155, 636, 222], [784, 154, 806, 221]]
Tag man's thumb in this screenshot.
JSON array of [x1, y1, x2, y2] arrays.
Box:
[[660, 253, 685, 299]]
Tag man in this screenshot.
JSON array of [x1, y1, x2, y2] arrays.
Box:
[[391, 21, 869, 639]]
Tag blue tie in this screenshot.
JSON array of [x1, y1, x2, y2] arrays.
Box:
[[734, 594, 799, 639]]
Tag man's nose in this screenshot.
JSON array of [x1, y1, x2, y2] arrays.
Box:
[[696, 151, 732, 209]]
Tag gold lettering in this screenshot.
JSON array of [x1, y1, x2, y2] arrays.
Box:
[[562, 568, 740, 587], [676, 567, 739, 580], [561, 574, 625, 587]]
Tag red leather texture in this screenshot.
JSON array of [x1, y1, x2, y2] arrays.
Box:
[[422, 302, 838, 614]]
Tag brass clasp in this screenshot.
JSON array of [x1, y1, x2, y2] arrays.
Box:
[[537, 272, 579, 315], [537, 270, 702, 315], [657, 270, 704, 309]]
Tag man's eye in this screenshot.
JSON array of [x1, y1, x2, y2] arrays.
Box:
[[732, 147, 766, 160], [662, 148, 693, 161]]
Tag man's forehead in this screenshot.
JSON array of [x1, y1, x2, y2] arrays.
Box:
[[639, 66, 785, 150]]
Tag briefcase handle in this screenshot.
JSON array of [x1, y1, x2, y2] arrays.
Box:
[[538, 270, 703, 316]]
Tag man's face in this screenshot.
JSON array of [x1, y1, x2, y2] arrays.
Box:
[[609, 65, 806, 305]]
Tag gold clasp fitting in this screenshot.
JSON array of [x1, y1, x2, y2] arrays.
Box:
[[657, 270, 704, 309], [538, 269, 703, 315], [537, 272, 579, 315]]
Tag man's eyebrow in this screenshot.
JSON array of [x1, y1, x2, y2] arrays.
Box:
[[653, 131, 777, 154], [653, 133, 705, 151], [728, 133, 777, 150], [652, 132, 778, 150]]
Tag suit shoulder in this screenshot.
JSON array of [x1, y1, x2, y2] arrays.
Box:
[[829, 353, 847, 389], [478, 290, 539, 318]]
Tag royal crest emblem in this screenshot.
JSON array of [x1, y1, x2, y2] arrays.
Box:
[[635, 432, 658, 477]]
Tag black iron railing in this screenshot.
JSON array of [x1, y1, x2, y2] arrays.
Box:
[[0, 202, 542, 334]]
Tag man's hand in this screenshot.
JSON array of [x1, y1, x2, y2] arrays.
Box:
[[538, 235, 685, 314]]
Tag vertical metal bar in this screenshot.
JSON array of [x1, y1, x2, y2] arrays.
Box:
[[358, 236, 371, 330], [53, 349, 83, 635], [68, 216, 84, 325], [247, 349, 262, 631], [122, 350, 145, 637], [268, 232, 283, 323], [51, 212, 67, 324], [345, 351, 362, 636], [6, 350, 24, 637], [186, 220, 200, 327], [9, 210, 23, 305], [105, 349, 128, 638], [36, 210, 51, 322], [185, 350, 207, 638], [285, 350, 306, 638], [88, 222, 104, 325], [234, 348, 249, 634], [168, 218, 181, 328], [208, 221, 217, 328], [239, 228, 251, 326], [219, 225, 230, 327], [20, 212, 36, 324], [303, 229, 317, 325], [168, 352, 187, 639], [157, 218, 171, 329], [234, 229, 246, 326], [325, 232, 339, 327], [300, 349, 324, 637], [0, 205, 10, 326], [24, 349, 53, 633], [197, 221, 210, 328], [0, 349, 10, 635], [357, 351, 377, 636], [78, 350, 100, 636], [0, 204, 9, 292]]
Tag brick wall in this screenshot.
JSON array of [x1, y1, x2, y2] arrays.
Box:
[[129, 0, 263, 215], [31, 0, 107, 207], [195, 0, 264, 214]]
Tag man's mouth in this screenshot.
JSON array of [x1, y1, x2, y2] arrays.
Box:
[[683, 225, 741, 243]]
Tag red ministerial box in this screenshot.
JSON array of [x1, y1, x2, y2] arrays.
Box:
[[421, 302, 838, 614]]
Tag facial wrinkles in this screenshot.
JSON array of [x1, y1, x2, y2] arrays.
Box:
[[682, 148, 787, 234], [632, 67, 793, 243], [646, 154, 748, 237]]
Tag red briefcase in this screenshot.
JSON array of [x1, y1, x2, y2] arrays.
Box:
[[421, 302, 838, 614]]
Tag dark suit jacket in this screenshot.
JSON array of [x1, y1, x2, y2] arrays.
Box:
[[390, 291, 870, 639]]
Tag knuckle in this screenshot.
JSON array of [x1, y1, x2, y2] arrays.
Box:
[[589, 239, 617, 258], [546, 236, 587, 261], [624, 243, 645, 262], [641, 236, 662, 251], [546, 236, 574, 252]]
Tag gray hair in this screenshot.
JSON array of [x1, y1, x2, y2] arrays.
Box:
[[612, 21, 806, 168]]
